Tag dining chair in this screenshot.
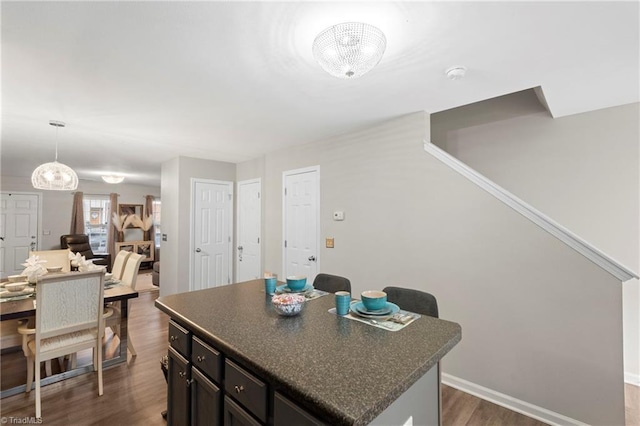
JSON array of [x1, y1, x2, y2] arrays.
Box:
[[382, 286, 439, 318], [29, 249, 71, 272], [17, 271, 105, 418], [312, 273, 351, 294], [111, 250, 132, 281], [106, 252, 143, 357]]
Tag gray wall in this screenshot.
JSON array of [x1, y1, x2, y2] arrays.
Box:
[[237, 112, 625, 424], [160, 156, 236, 296], [0, 176, 159, 250], [432, 92, 639, 384]]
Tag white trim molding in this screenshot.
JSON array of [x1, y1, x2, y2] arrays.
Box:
[[442, 373, 589, 426], [625, 371, 640, 386], [424, 142, 638, 282]]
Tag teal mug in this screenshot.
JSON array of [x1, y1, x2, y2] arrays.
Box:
[[335, 291, 351, 316], [264, 277, 277, 295]]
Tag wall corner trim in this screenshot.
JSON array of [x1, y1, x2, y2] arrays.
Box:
[[424, 142, 638, 282]]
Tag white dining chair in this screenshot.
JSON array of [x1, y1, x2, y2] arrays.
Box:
[[111, 250, 132, 281], [107, 252, 143, 357], [29, 249, 71, 272], [17, 271, 105, 418]]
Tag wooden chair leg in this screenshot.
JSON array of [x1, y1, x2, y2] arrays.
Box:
[[25, 355, 34, 393], [35, 358, 41, 418], [45, 360, 52, 377], [127, 335, 137, 357], [97, 345, 103, 396]]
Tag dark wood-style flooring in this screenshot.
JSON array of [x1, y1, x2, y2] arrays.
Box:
[[1, 289, 638, 425]]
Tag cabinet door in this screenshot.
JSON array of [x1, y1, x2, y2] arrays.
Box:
[[191, 367, 221, 426], [223, 396, 261, 426], [274, 392, 325, 426], [168, 347, 190, 426]]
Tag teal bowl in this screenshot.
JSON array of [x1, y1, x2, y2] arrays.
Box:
[[286, 276, 307, 291], [361, 290, 387, 311]]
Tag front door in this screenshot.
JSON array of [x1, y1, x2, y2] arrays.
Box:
[[283, 167, 319, 282], [0, 192, 40, 278], [192, 180, 233, 291], [236, 179, 261, 282]]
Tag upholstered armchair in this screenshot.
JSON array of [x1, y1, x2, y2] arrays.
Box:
[[60, 234, 111, 272]]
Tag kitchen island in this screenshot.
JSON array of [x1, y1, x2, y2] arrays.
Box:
[[156, 279, 461, 426]]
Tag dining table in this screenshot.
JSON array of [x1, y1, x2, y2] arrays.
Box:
[[0, 278, 139, 398]]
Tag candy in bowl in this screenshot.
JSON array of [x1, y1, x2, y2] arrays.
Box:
[[272, 293, 306, 316]]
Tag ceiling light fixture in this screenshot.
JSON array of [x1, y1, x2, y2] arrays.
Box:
[[101, 175, 125, 184], [312, 22, 386, 79], [31, 121, 79, 191]]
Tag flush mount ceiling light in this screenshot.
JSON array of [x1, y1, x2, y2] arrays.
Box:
[[101, 175, 125, 184], [312, 22, 387, 79], [31, 121, 79, 191]]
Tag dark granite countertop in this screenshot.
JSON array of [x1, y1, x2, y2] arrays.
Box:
[[156, 279, 461, 426]]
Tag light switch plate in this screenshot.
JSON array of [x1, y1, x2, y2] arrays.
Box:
[[326, 238, 334, 248]]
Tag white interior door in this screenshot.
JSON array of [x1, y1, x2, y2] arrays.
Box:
[[236, 179, 261, 282], [0, 192, 40, 278], [192, 180, 233, 291], [283, 167, 319, 282]]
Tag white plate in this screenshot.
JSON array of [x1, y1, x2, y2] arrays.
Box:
[[0, 287, 35, 298]]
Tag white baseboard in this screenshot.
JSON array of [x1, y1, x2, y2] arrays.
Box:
[[441, 373, 588, 426], [625, 371, 640, 386]]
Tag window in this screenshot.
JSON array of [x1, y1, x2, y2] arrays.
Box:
[[83, 195, 110, 254], [152, 199, 161, 247]]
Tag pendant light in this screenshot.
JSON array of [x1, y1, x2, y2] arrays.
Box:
[[31, 120, 79, 191]]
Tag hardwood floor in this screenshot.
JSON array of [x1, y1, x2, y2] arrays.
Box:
[[1, 289, 638, 425]]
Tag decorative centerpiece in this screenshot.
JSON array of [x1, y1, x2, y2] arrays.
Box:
[[21, 255, 47, 284], [271, 293, 306, 316]]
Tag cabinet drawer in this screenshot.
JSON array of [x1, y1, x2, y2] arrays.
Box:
[[168, 320, 191, 357], [274, 392, 324, 426], [224, 359, 267, 423], [192, 336, 222, 383]]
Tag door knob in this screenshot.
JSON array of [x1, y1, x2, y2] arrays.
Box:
[[308, 256, 316, 262], [195, 248, 201, 253], [237, 246, 243, 250]]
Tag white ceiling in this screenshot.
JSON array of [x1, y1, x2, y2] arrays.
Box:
[[2, 1, 638, 187]]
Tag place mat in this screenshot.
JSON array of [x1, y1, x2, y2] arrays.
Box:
[[304, 289, 329, 300], [104, 279, 122, 289], [328, 307, 421, 331]]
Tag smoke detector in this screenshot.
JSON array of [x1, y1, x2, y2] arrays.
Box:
[[446, 66, 467, 80]]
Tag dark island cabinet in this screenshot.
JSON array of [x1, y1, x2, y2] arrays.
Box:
[[165, 319, 320, 426], [168, 346, 191, 426]]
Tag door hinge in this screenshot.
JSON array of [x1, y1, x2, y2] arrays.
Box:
[[228, 236, 231, 243], [258, 192, 261, 199], [284, 240, 287, 248], [284, 187, 287, 196], [228, 277, 231, 284], [257, 237, 260, 244], [228, 194, 232, 200]]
